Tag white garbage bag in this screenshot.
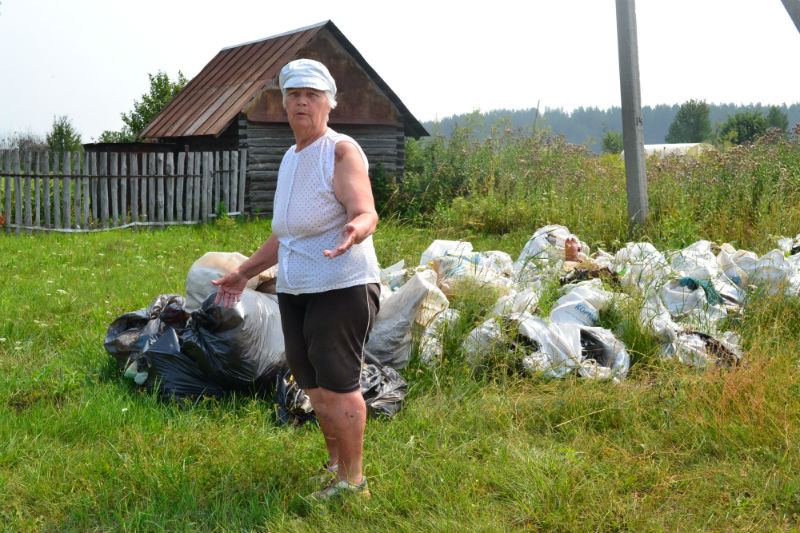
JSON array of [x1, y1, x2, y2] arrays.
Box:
[[365, 269, 449, 369], [461, 317, 504, 366], [431, 250, 514, 294], [513, 225, 590, 283], [418, 308, 461, 366], [750, 249, 797, 295], [184, 252, 276, 312], [613, 242, 673, 293], [549, 278, 615, 326], [419, 239, 473, 267], [669, 240, 720, 280], [492, 286, 541, 316]]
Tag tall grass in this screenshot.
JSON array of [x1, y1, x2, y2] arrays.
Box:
[[1, 125, 799, 531]]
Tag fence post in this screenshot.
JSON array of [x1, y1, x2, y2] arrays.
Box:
[[222, 150, 230, 214], [62, 152, 72, 229]]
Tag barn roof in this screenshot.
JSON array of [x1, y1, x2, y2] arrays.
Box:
[[140, 20, 427, 139]]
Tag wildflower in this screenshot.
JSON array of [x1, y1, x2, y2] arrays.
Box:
[[56, 289, 68, 295]]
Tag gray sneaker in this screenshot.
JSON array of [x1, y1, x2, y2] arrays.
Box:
[[307, 477, 370, 501]]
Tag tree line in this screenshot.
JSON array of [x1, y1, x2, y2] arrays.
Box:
[[0, 71, 186, 152], [424, 102, 800, 153]]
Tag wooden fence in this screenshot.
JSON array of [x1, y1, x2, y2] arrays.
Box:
[[0, 149, 247, 234]]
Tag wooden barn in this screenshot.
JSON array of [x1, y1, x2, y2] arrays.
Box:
[[139, 20, 428, 216]]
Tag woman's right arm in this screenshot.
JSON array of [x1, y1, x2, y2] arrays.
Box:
[[212, 233, 279, 307]]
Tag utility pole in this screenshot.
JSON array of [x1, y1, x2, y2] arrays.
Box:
[[615, 0, 648, 225], [782, 0, 800, 33]]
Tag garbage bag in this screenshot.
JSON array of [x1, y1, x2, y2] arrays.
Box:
[[492, 287, 541, 316], [419, 239, 473, 267], [613, 242, 673, 293], [549, 279, 615, 326], [185, 251, 277, 312], [662, 330, 742, 367], [749, 249, 797, 295], [418, 308, 461, 366], [105, 289, 286, 400], [669, 240, 720, 280], [274, 364, 408, 426], [365, 269, 448, 369], [178, 290, 286, 393], [104, 294, 189, 370], [431, 250, 514, 295], [514, 225, 590, 283]]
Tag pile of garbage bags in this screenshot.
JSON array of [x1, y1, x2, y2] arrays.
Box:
[[106, 226, 800, 409], [104, 252, 408, 420]]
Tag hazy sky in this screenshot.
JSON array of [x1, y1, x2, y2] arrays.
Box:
[[1, 0, 798, 141]]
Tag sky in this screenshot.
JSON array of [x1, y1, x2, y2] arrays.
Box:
[[1, 0, 799, 141]]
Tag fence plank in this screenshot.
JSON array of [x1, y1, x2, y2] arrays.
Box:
[[110, 152, 119, 227], [99, 152, 109, 228], [23, 151, 32, 233], [130, 153, 139, 224], [192, 152, 201, 222], [186, 152, 195, 222], [120, 153, 127, 226], [230, 150, 239, 213], [148, 153, 156, 223], [73, 153, 81, 229], [83, 152, 91, 228], [43, 152, 51, 229], [238, 149, 247, 215], [202, 152, 211, 222], [165, 153, 174, 222], [176, 152, 185, 222], [213, 151, 221, 215], [34, 152, 41, 228], [222, 150, 230, 214], [13, 150, 22, 235], [90, 152, 98, 223], [3, 151, 11, 234], [156, 153, 165, 223], [52, 152, 61, 228], [62, 152, 72, 229]]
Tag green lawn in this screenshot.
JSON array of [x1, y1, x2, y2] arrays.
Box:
[[1, 216, 799, 532]]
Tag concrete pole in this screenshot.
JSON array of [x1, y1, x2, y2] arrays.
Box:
[[615, 0, 648, 225], [782, 0, 800, 33]]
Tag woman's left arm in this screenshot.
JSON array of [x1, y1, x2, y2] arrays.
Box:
[[324, 141, 379, 258]]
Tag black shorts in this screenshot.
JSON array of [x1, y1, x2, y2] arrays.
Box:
[[277, 283, 380, 393]]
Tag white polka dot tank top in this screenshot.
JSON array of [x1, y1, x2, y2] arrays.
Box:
[[271, 128, 381, 294]]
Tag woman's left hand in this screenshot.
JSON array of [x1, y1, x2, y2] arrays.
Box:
[[323, 223, 357, 258]]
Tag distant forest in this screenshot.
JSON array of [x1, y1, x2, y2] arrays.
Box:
[[422, 103, 800, 152]]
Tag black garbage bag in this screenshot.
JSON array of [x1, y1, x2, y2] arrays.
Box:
[[274, 363, 408, 426], [104, 294, 189, 371], [104, 290, 286, 401]]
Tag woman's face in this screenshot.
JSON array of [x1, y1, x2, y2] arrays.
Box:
[[284, 87, 330, 137]]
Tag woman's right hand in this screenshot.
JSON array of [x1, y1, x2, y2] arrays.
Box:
[[211, 270, 249, 308]]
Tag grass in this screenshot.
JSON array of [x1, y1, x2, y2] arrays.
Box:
[[2, 128, 800, 531], [1, 217, 799, 532]]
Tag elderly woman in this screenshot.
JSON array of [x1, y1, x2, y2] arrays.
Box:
[[212, 59, 380, 500]]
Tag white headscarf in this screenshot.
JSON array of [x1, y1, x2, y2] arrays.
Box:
[[278, 59, 337, 96]]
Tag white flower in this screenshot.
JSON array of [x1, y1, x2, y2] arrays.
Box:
[[56, 289, 68, 295]]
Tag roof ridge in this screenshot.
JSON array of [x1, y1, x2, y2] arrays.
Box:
[[220, 20, 330, 51]]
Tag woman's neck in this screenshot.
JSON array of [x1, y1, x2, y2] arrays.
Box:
[[294, 126, 328, 151]]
